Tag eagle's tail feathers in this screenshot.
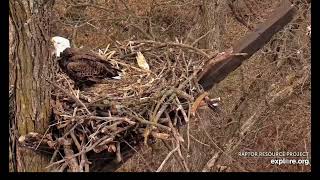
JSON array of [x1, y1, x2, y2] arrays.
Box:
[[111, 75, 121, 80]]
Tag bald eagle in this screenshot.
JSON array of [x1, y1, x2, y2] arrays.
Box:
[[51, 36, 121, 89]]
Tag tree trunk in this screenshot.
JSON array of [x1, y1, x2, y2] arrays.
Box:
[[199, 0, 227, 51], [9, 0, 54, 172]]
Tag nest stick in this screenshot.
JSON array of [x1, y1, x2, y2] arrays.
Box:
[[144, 89, 175, 144], [46, 79, 91, 115], [110, 58, 151, 73], [47, 136, 115, 169], [135, 40, 210, 59], [187, 104, 191, 152], [150, 69, 200, 127], [63, 139, 80, 172], [79, 159, 85, 172], [70, 130, 81, 152], [49, 148, 60, 164], [177, 145, 190, 172], [175, 97, 189, 122], [151, 89, 174, 120], [58, 162, 68, 172], [118, 44, 167, 58], [174, 88, 194, 102], [68, 115, 132, 122], [191, 28, 215, 46], [126, 110, 171, 131], [189, 134, 210, 147], [116, 142, 122, 163]]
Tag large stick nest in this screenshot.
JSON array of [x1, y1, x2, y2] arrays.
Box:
[[18, 40, 219, 172]]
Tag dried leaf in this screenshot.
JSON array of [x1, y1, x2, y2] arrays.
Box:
[[136, 51, 150, 71]]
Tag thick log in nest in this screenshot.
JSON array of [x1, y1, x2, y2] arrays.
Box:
[[18, 40, 221, 172]]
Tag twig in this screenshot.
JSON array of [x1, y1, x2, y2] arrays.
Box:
[[189, 134, 210, 147], [187, 104, 191, 153], [46, 79, 91, 115], [161, 140, 186, 170], [118, 44, 167, 59], [49, 148, 60, 164], [118, 0, 137, 18], [175, 97, 189, 122], [156, 143, 179, 172], [80, 135, 90, 172], [148, 17, 155, 40], [227, 2, 254, 31], [196, 113, 234, 162], [116, 142, 122, 163], [176, 145, 190, 172], [84, 157, 90, 172], [122, 140, 154, 172], [192, 28, 215, 46], [168, 119, 189, 171], [35, 126, 51, 150], [63, 139, 80, 172], [79, 159, 85, 172], [46, 125, 132, 170], [69, 115, 134, 123], [66, 2, 112, 13], [125, 109, 171, 131], [144, 89, 176, 144], [145, 69, 200, 143], [129, 24, 154, 40], [202, 151, 222, 172], [135, 40, 210, 59], [70, 131, 81, 152], [58, 163, 68, 172], [157, 119, 187, 172], [109, 58, 154, 74]]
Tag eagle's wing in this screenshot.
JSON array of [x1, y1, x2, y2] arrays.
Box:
[[64, 48, 118, 69], [66, 60, 107, 82], [69, 54, 120, 75]]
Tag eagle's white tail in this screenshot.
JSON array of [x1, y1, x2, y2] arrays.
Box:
[[112, 76, 121, 80]]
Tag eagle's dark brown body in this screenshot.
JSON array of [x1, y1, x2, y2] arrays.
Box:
[[58, 48, 121, 89]]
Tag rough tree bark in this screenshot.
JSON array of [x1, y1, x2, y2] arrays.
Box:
[[9, 0, 54, 172], [199, 0, 227, 51]]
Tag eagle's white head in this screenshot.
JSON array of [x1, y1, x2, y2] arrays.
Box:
[[51, 36, 71, 57]]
